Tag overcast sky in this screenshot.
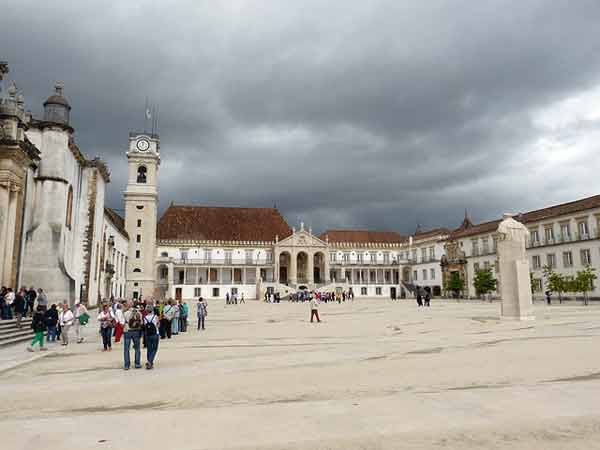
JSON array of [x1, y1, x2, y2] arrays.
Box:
[[3, 1, 600, 234]]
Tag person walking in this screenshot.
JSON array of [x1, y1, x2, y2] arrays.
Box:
[[45, 304, 59, 342], [424, 291, 431, 307], [36, 288, 48, 312], [143, 305, 160, 369], [179, 300, 188, 332], [14, 288, 26, 329], [310, 295, 321, 323], [240, 293, 245, 304], [114, 303, 125, 343], [416, 287, 423, 307], [73, 302, 89, 343], [59, 303, 74, 346], [197, 297, 207, 330], [27, 306, 48, 352], [4, 288, 14, 319], [98, 303, 115, 351], [123, 302, 143, 370], [171, 302, 180, 336]]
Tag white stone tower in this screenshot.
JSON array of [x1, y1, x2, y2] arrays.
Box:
[[124, 133, 160, 300]]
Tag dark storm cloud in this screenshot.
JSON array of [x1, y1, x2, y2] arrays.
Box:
[[3, 0, 600, 234]]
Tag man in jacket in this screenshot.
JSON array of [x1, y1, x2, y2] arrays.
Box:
[[123, 303, 143, 370], [28, 306, 48, 352], [13, 288, 26, 328]]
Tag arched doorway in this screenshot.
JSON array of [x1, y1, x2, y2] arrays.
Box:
[[313, 252, 325, 284], [297, 252, 308, 284], [279, 252, 291, 285], [402, 267, 411, 283]]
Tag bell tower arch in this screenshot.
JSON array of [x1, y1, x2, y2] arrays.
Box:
[[124, 132, 160, 300]]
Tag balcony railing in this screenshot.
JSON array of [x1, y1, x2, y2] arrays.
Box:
[[527, 229, 599, 248], [329, 260, 403, 266], [173, 258, 273, 266]]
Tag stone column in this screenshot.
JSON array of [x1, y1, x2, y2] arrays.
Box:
[[324, 258, 330, 283], [307, 252, 314, 285], [0, 183, 10, 285], [2, 186, 18, 286], [288, 252, 298, 286]]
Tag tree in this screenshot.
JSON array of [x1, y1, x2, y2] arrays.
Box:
[[543, 265, 566, 303], [446, 272, 464, 298], [573, 265, 597, 306], [530, 272, 541, 295], [473, 268, 497, 300]]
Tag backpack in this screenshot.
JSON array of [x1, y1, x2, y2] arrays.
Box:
[[144, 315, 157, 336], [128, 310, 142, 330]]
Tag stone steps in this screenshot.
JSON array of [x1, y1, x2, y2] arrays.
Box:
[[0, 318, 35, 348]]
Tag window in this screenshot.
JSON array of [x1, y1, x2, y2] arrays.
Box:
[[422, 269, 427, 280], [532, 255, 541, 270], [484, 261, 490, 270], [430, 268, 435, 280], [65, 185, 73, 229], [135, 250, 140, 259], [330, 253, 336, 263], [194, 288, 201, 297], [412, 249, 417, 262], [343, 253, 350, 263], [357, 253, 364, 264], [225, 250, 232, 264], [137, 165, 147, 183], [136, 205, 144, 210], [492, 237, 498, 252], [530, 229, 540, 243], [375, 287, 382, 295], [546, 254, 556, 269], [137, 219, 142, 227], [533, 278, 543, 292], [471, 239, 479, 256], [421, 248, 427, 262], [474, 262, 480, 273], [133, 268, 141, 273], [361, 287, 367, 295], [370, 253, 376, 263], [578, 221, 589, 238], [265, 251, 273, 263], [245, 250, 253, 264], [560, 223, 571, 241], [212, 288, 220, 297], [161, 251, 168, 257], [482, 238, 489, 254], [136, 234, 141, 243], [544, 226, 554, 243], [429, 247, 435, 260], [413, 270, 418, 280], [180, 249, 188, 260], [383, 252, 390, 264], [563, 251, 573, 267], [581, 249, 592, 265]]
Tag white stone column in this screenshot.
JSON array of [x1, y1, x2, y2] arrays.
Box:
[[289, 252, 297, 285], [307, 252, 314, 285], [2, 188, 18, 285], [324, 258, 330, 283], [0, 184, 10, 285]]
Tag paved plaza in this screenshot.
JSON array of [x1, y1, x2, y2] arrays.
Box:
[[2, 299, 600, 449]]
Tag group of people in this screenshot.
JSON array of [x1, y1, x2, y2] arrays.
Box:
[[225, 292, 245, 305], [264, 292, 281, 303], [0, 286, 48, 326], [28, 301, 89, 351], [415, 287, 432, 307]]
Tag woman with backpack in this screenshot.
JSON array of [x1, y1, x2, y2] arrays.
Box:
[[123, 303, 143, 370], [143, 305, 160, 369], [98, 303, 115, 351]]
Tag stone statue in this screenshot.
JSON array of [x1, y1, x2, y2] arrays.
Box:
[[496, 214, 534, 320]]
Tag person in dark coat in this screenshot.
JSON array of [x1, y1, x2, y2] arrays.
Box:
[[28, 306, 48, 352], [13, 288, 26, 328], [26, 287, 37, 317], [44, 304, 59, 342], [424, 291, 431, 307], [416, 286, 423, 307]]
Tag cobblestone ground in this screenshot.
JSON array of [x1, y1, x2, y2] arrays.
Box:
[[1, 299, 600, 450]]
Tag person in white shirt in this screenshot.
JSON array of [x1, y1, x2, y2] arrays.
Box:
[[98, 304, 115, 351], [59, 303, 75, 346], [309, 295, 321, 323], [144, 305, 160, 369], [73, 302, 89, 343]]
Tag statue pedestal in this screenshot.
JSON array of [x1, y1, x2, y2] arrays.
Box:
[[497, 215, 535, 321]]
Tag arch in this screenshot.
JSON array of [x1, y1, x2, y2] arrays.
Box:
[[296, 251, 309, 284], [133, 268, 141, 273], [278, 251, 291, 285], [313, 251, 326, 284], [156, 264, 168, 282], [65, 185, 73, 229], [137, 165, 147, 183]]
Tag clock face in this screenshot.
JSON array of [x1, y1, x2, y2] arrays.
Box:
[[136, 139, 150, 152]]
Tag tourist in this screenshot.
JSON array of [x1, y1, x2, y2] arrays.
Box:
[[114, 303, 125, 343], [310, 295, 321, 323], [424, 291, 431, 307], [123, 302, 143, 370], [59, 303, 74, 346], [416, 287, 423, 307], [37, 288, 48, 312], [545, 290, 551, 305], [27, 306, 47, 352], [4, 288, 14, 319], [179, 300, 188, 332], [98, 303, 115, 351], [73, 301, 89, 343], [240, 293, 245, 304], [197, 297, 207, 330], [25, 286, 37, 317], [143, 304, 160, 369], [45, 304, 59, 342], [0, 286, 6, 320], [161, 299, 175, 339], [14, 288, 26, 329], [225, 292, 230, 305], [171, 301, 180, 335]]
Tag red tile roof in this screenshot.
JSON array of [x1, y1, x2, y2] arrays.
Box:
[[104, 207, 129, 239], [450, 194, 600, 239], [157, 205, 292, 242], [412, 228, 451, 240], [320, 230, 408, 244]]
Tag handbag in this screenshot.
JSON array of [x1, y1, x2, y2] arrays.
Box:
[[78, 312, 90, 325]]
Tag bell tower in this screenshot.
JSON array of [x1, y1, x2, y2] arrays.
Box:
[[124, 132, 160, 300]]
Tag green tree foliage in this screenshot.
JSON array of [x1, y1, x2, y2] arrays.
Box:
[[573, 265, 597, 306], [473, 268, 497, 298], [446, 272, 464, 298], [543, 265, 567, 303]]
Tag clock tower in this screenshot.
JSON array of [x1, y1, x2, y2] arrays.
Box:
[[124, 133, 160, 300]]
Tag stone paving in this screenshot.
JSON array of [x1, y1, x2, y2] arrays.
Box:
[[1, 299, 600, 450]]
